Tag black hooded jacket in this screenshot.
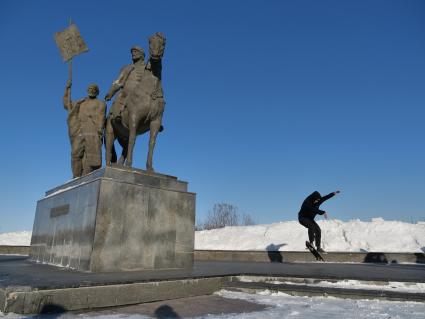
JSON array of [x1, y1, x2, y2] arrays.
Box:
[[298, 191, 335, 220]]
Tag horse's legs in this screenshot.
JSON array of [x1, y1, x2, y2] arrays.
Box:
[[125, 113, 139, 167], [146, 119, 161, 172], [117, 137, 128, 165], [105, 118, 116, 166]]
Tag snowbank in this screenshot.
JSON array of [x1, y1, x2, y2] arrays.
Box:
[[0, 231, 32, 246], [195, 219, 425, 252], [1, 219, 424, 252]]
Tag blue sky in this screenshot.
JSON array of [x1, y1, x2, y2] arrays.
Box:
[[0, 0, 424, 232]]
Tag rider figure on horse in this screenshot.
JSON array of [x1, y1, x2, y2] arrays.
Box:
[[105, 46, 147, 120], [104, 33, 166, 170]]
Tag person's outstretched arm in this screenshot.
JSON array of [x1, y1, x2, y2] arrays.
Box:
[[318, 190, 340, 205]]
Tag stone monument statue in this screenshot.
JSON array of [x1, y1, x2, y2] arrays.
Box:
[[30, 27, 195, 274], [105, 32, 166, 171], [63, 79, 106, 177]]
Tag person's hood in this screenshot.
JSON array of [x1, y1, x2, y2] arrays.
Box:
[[310, 191, 321, 201]]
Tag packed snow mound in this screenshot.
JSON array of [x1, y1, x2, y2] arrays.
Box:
[[1, 219, 424, 252], [195, 219, 425, 252], [0, 231, 32, 246]]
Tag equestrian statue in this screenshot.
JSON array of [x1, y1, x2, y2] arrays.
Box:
[[105, 32, 166, 171]]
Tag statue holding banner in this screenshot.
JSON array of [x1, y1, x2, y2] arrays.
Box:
[[55, 23, 105, 177], [63, 80, 106, 177]]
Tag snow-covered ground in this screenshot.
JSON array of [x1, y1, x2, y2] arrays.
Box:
[[196, 218, 425, 252], [1, 219, 424, 252], [0, 220, 424, 318], [213, 290, 425, 319], [2, 290, 425, 318]]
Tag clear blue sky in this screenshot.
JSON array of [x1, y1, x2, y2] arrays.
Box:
[[0, 0, 424, 232]]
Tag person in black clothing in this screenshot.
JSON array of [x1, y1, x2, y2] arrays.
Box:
[[298, 190, 340, 253]]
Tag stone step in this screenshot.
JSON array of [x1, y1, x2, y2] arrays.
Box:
[[222, 279, 425, 302], [195, 250, 425, 264], [1, 247, 424, 264]]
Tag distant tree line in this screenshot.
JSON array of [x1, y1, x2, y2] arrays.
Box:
[[196, 203, 256, 230]]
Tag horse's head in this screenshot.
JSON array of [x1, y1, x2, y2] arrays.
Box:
[[149, 32, 166, 61]]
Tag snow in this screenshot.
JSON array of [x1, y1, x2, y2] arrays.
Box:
[[0, 231, 31, 246], [44, 181, 88, 198], [195, 219, 425, 252], [213, 290, 425, 319], [236, 276, 425, 293], [1, 219, 424, 253], [0, 219, 424, 318]]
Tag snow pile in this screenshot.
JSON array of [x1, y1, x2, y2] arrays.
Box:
[[195, 219, 425, 252], [0, 219, 424, 252], [0, 231, 32, 246], [0, 231, 31, 246]]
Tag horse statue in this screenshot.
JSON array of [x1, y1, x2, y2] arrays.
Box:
[[104, 32, 166, 171]]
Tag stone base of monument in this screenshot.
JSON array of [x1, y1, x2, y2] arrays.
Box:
[[29, 165, 195, 272]]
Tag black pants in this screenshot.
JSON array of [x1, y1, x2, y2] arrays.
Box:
[[298, 217, 321, 249]]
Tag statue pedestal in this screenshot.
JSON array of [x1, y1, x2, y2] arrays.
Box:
[[29, 166, 195, 272]]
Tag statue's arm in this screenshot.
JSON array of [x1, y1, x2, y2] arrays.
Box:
[[63, 80, 72, 110], [105, 83, 120, 101], [97, 101, 107, 135], [105, 66, 130, 101]]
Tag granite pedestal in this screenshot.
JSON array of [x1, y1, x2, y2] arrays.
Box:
[[29, 166, 196, 272]]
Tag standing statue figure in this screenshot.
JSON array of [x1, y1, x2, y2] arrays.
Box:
[[63, 79, 106, 177], [105, 32, 166, 171]]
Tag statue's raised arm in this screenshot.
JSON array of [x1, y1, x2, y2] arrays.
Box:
[[63, 79, 72, 110]]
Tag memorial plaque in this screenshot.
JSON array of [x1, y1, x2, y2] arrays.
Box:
[[50, 204, 70, 217]]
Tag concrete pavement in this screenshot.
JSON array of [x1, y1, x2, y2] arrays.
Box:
[[1, 256, 424, 314]]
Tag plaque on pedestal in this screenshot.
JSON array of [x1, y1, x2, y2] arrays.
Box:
[[29, 166, 195, 272]]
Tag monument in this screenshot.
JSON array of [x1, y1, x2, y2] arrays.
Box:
[[29, 24, 195, 272]]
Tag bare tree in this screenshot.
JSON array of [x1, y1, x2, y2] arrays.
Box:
[[242, 213, 255, 226], [200, 203, 256, 230], [203, 203, 239, 230]]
